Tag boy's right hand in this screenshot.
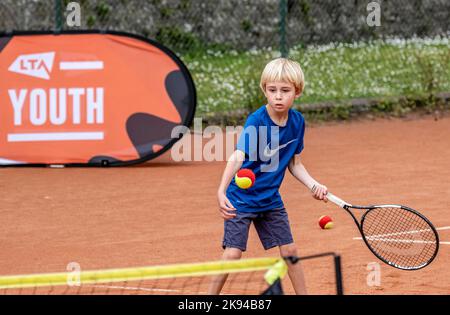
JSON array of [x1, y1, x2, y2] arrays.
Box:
[[311, 183, 328, 202], [217, 192, 236, 220]]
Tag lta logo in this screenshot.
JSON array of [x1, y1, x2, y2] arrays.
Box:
[[8, 52, 55, 80]]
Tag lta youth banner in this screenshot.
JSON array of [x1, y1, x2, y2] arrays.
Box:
[[0, 31, 196, 166]]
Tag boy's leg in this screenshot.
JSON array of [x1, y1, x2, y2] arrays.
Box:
[[209, 211, 255, 295], [252, 209, 306, 294], [207, 247, 243, 295], [279, 243, 307, 295]]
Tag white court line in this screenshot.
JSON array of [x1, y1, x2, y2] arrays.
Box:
[[352, 226, 450, 245], [80, 284, 251, 296], [352, 238, 450, 245], [87, 284, 183, 293], [360, 226, 450, 239], [362, 238, 445, 244], [86, 284, 241, 295], [353, 226, 450, 239], [87, 284, 241, 295]]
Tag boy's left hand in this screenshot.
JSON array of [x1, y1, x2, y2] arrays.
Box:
[[311, 184, 328, 202]]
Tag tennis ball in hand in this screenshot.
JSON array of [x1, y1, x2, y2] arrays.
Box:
[[318, 215, 334, 229], [235, 169, 255, 189]]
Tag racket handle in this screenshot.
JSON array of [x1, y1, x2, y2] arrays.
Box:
[[326, 192, 350, 208]]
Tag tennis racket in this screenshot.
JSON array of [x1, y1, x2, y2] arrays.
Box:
[[325, 192, 439, 270]]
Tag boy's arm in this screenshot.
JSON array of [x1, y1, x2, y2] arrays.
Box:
[[217, 150, 245, 219], [288, 154, 328, 202]]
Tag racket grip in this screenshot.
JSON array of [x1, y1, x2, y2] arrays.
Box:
[[326, 192, 349, 208]]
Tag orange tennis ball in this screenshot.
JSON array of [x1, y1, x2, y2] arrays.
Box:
[[318, 215, 334, 229], [235, 169, 255, 189]]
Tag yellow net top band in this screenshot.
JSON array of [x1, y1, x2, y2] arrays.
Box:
[[0, 257, 287, 290]]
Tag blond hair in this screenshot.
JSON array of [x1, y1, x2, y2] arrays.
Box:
[[260, 58, 305, 94]]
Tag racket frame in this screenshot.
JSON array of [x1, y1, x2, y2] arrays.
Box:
[[326, 193, 440, 270]]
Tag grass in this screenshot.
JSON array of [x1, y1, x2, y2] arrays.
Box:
[[181, 36, 450, 117]]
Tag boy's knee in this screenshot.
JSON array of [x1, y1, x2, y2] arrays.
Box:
[[223, 248, 243, 260], [279, 244, 298, 258]]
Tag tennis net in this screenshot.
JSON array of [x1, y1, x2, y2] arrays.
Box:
[[0, 257, 287, 295]]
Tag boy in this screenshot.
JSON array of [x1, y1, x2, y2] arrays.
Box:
[[208, 58, 328, 295]]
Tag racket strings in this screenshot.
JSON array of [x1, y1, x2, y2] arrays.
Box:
[[361, 207, 437, 269]]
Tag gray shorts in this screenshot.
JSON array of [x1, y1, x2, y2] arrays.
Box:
[[222, 208, 294, 252]]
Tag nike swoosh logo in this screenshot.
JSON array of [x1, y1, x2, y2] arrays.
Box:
[[263, 139, 297, 158]]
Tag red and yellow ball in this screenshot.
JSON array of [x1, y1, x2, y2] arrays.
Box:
[[318, 215, 334, 229], [234, 169, 256, 189]]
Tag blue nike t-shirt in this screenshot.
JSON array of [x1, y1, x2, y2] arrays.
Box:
[[226, 105, 306, 213]]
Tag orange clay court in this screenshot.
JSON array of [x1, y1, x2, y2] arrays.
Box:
[[0, 115, 449, 294]]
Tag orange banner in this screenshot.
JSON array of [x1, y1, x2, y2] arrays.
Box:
[[0, 31, 196, 166]]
